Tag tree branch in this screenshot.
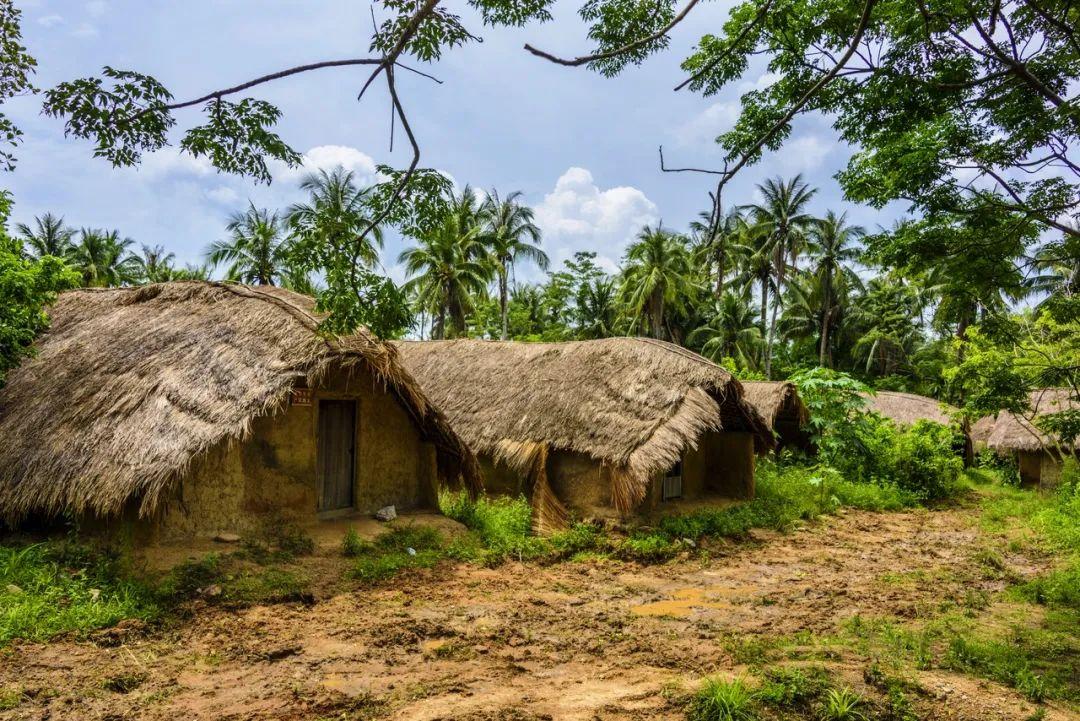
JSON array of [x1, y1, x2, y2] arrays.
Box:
[[715, 0, 878, 192], [674, 0, 774, 91], [658, 145, 727, 175], [524, 0, 701, 67]]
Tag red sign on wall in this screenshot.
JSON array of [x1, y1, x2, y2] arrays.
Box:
[[290, 388, 312, 406]]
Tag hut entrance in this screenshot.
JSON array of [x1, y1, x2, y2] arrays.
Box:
[[318, 399, 356, 512]]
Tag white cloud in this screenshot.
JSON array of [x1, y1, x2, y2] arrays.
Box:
[[739, 71, 781, 92], [274, 144, 380, 184], [37, 14, 63, 27], [71, 22, 98, 37], [534, 167, 659, 271], [85, 1, 108, 17], [205, 186, 241, 205], [785, 134, 831, 172], [672, 100, 740, 149], [137, 149, 215, 180]]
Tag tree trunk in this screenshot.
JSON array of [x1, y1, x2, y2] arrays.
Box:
[[766, 293, 779, 380], [715, 246, 726, 298], [819, 272, 831, 368], [499, 264, 509, 341], [650, 288, 664, 340]]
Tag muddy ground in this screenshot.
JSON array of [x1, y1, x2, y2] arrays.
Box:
[[2, 503, 1075, 721]]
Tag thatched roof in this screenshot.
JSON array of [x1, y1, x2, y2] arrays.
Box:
[[861, 391, 958, 427], [394, 338, 773, 513], [0, 282, 478, 523], [970, 414, 997, 444], [986, 388, 1080, 452], [740, 381, 809, 429], [740, 381, 812, 452]]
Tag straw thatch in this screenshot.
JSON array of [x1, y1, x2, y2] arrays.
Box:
[[0, 281, 479, 523], [739, 381, 811, 452], [986, 388, 1080, 452], [861, 391, 958, 427], [970, 415, 997, 445], [394, 338, 773, 514]]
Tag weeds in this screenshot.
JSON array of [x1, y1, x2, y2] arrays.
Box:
[[687, 677, 755, 721], [819, 687, 868, 721], [0, 541, 159, 645], [348, 524, 445, 583]]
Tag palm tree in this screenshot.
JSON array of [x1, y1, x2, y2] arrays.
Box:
[[731, 218, 778, 337], [1027, 235, 1080, 299], [619, 225, 694, 340], [133, 243, 177, 284], [479, 190, 549, 340], [207, 203, 297, 286], [688, 290, 763, 367], [848, 276, 924, 376], [70, 229, 140, 287], [286, 167, 384, 270], [806, 210, 864, 367], [399, 212, 490, 339], [747, 175, 818, 377], [689, 204, 741, 298], [576, 277, 618, 339], [16, 213, 75, 260]]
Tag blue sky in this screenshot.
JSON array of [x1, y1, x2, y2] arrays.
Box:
[[6, 0, 907, 283]]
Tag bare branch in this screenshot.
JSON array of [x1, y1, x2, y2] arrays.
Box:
[[524, 0, 702, 68], [658, 145, 727, 175]]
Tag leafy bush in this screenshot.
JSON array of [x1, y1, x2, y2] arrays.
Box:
[[889, 420, 965, 500]]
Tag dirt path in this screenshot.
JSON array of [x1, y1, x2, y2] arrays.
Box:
[[2, 505, 1074, 720]]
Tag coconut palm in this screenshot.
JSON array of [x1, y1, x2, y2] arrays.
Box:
[[132, 243, 177, 284], [70, 229, 140, 287], [399, 212, 490, 339], [576, 277, 618, 339], [16, 213, 76, 260], [286, 167, 384, 270], [207, 204, 298, 286], [689, 204, 742, 298], [1027, 235, 1080, 299], [619, 225, 695, 340], [806, 210, 864, 367], [688, 290, 763, 367], [731, 218, 778, 336], [746, 175, 818, 376], [479, 190, 548, 340]]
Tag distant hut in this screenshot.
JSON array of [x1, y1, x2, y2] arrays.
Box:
[[861, 391, 958, 428], [862, 390, 968, 461], [395, 338, 773, 531], [986, 388, 1079, 487], [970, 415, 997, 450], [740, 381, 813, 454], [0, 282, 478, 541]]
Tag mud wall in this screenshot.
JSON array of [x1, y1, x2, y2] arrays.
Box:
[[145, 363, 437, 541], [547, 451, 613, 518], [478, 456, 527, 497]]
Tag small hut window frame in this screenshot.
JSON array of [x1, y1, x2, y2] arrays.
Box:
[[662, 460, 683, 501]]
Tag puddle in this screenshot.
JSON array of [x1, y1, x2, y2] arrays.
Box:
[[630, 587, 738, 618]]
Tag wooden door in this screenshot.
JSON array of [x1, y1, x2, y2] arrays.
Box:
[[318, 399, 356, 512]]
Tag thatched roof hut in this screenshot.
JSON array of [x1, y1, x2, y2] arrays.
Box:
[[986, 388, 1080, 453], [861, 391, 958, 427], [739, 381, 813, 454], [395, 338, 772, 526], [0, 282, 478, 528], [984, 388, 1078, 487], [970, 414, 997, 447]]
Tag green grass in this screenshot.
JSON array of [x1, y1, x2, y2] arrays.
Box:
[[687, 677, 756, 721], [0, 541, 160, 645], [819, 687, 868, 721], [348, 523, 446, 583]]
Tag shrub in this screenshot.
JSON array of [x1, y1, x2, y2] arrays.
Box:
[[889, 420, 964, 500], [342, 527, 366, 557], [687, 677, 756, 721], [755, 665, 829, 708]]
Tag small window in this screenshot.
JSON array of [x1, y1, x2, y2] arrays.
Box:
[[663, 460, 683, 501]]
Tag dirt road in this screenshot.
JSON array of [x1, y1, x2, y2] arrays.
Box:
[[2, 505, 1074, 720]]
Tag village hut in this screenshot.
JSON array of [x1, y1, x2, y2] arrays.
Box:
[[394, 338, 773, 532], [0, 282, 478, 541], [739, 381, 813, 454], [970, 414, 997, 450], [860, 391, 958, 427], [985, 388, 1079, 487]]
